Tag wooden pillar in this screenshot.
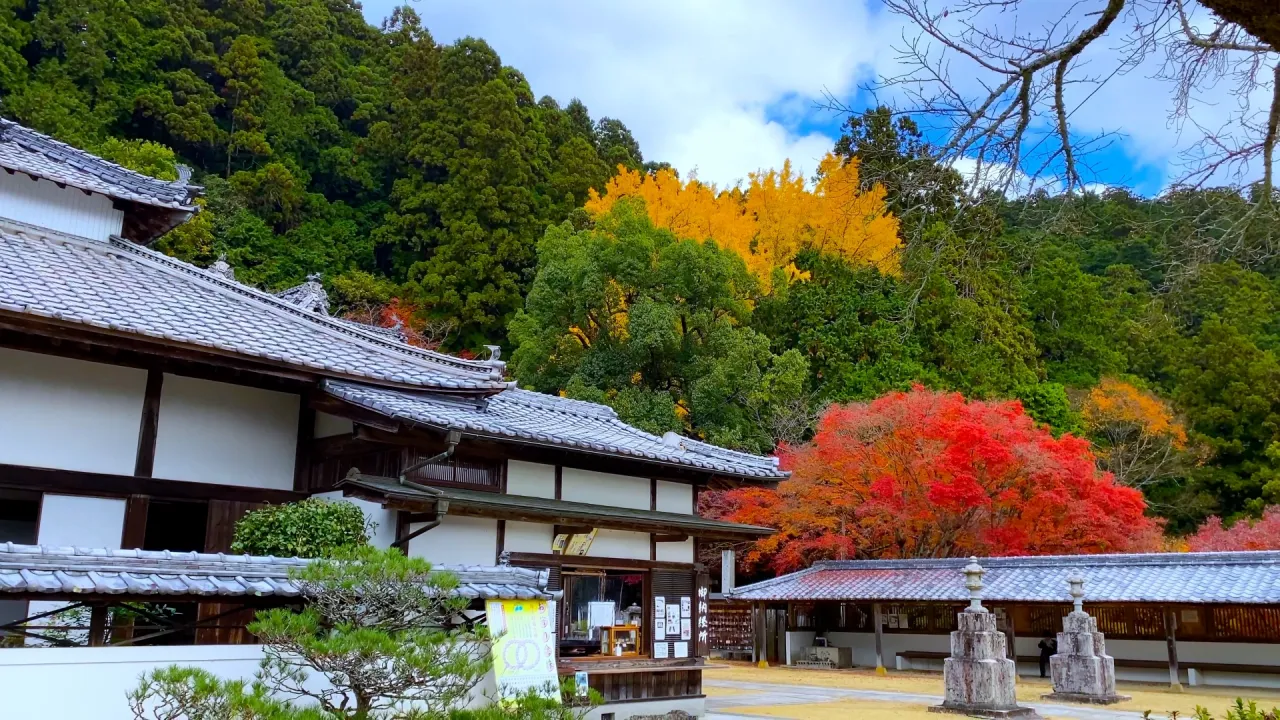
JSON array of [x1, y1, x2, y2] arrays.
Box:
[[1164, 607, 1183, 692], [873, 602, 886, 675], [753, 602, 767, 667], [88, 605, 108, 647], [1007, 606, 1019, 680]]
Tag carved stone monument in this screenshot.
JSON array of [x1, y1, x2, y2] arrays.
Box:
[[1042, 576, 1130, 705], [930, 558, 1040, 719]]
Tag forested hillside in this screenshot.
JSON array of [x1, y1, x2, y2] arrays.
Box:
[[4, 0, 1279, 539]]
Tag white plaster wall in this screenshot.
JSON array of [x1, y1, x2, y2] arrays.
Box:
[[313, 492, 397, 550], [409, 515, 498, 567], [504, 521, 553, 554], [655, 538, 694, 563], [654, 480, 693, 514], [313, 412, 353, 439], [0, 347, 146, 475], [0, 170, 124, 240], [507, 461, 556, 498], [0, 645, 502, 720], [561, 468, 648, 510], [822, 631, 1280, 688], [36, 494, 127, 548], [584, 528, 650, 561], [152, 374, 299, 489]]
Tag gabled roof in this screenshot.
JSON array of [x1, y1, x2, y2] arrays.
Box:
[[0, 223, 507, 392], [728, 552, 1280, 605], [0, 119, 199, 211], [341, 473, 776, 540], [0, 543, 557, 601], [324, 380, 788, 480]]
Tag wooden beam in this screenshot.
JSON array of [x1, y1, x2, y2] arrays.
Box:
[[0, 463, 305, 505], [554, 465, 563, 499], [507, 551, 694, 572], [495, 519, 506, 564], [653, 534, 690, 543], [133, 370, 163, 477], [120, 494, 150, 549]]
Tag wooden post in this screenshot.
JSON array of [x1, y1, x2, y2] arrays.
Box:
[[88, 605, 108, 647], [873, 602, 886, 675], [1007, 606, 1019, 681], [753, 602, 767, 667], [1164, 607, 1183, 692]]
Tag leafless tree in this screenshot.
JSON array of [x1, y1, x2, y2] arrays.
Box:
[[879, 0, 1279, 197]]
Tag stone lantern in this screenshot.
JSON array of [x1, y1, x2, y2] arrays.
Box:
[[930, 558, 1040, 719], [1042, 576, 1130, 705]]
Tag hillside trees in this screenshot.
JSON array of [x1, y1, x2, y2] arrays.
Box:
[[509, 200, 808, 451], [1, 0, 645, 348], [711, 387, 1160, 573]]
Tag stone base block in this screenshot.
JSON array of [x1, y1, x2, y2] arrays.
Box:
[[929, 704, 1042, 718], [1041, 692, 1131, 705]]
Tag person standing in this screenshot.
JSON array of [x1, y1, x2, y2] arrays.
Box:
[[1037, 631, 1057, 678]]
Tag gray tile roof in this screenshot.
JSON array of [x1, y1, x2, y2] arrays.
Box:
[[0, 119, 199, 210], [341, 473, 776, 540], [0, 224, 507, 391], [0, 543, 557, 600], [324, 380, 788, 480], [728, 552, 1280, 605]]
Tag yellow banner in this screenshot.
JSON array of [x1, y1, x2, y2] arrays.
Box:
[[486, 599, 560, 701]]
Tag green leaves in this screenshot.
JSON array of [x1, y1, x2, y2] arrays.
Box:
[[512, 199, 809, 452], [231, 498, 372, 558]]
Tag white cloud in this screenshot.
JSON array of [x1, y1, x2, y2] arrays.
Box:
[[360, 0, 890, 187]]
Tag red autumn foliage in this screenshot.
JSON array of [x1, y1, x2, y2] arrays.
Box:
[[1186, 507, 1280, 551], [710, 386, 1162, 574]]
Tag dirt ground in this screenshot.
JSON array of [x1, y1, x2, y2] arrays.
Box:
[[705, 662, 1280, 719]]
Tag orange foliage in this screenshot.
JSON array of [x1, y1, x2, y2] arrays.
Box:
[[585, 154, 901, 286], [1082, 378, 1187, 447], [710, 386, 1161, 573]]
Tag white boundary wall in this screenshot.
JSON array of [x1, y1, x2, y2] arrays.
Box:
[[0, 645, 501, 720], [814, 630, 1280, 689]]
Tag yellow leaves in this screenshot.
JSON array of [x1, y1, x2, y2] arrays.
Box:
[[1082, 377, 1188, 447], [585, 154, 901, 287]]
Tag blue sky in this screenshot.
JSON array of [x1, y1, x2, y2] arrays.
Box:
[[357, 1, 1227, 196]]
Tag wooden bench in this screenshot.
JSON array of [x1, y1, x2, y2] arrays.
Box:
[[894, 651, 1280, 681]]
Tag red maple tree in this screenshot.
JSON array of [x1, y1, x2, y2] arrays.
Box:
[[1187, 508, 1280, 551], [712, 386, 1162, 573]]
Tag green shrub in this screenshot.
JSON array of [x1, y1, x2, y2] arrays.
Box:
[[231, 498, 371, 558]]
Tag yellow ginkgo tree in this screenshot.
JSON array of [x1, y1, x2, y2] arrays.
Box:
[[584, 153, 901, 287]]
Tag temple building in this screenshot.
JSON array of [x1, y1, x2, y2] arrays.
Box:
[[0, 118, 782, 719]]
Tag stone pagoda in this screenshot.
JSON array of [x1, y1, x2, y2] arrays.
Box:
[[930, 558, 1040, 719], [1042, 576, 1130, 705]]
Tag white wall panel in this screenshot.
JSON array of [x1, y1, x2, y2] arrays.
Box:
[[506, 461, 556, 498], [408, 515, 497, 567], [0, 348, 146, 475], [0, 171, 124, 240], [655, 481, 693, 514], [561, 468, 648, 509], [36, 494, 126, 548], [313, 412, 353, 439], [655, 537, 694, 563], [152, 375, 299, 489], [504, 521, 553, 554], [584, 529, 650, 561]]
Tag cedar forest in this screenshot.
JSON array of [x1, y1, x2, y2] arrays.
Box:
[[4, 0, 1280, 568]]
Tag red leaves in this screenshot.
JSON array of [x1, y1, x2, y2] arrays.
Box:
[[1187, 508, 1280, 551], [710, 386, 1162, 573]]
